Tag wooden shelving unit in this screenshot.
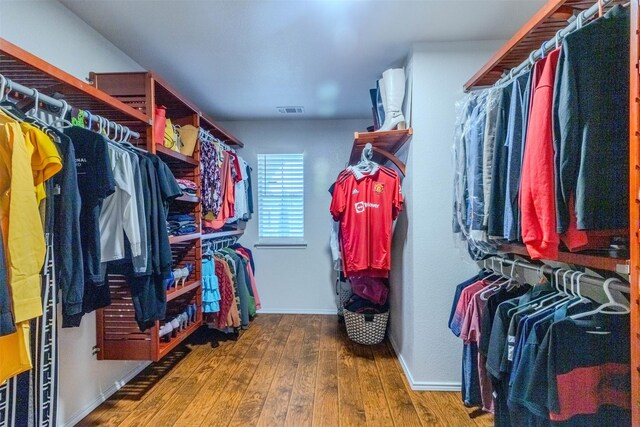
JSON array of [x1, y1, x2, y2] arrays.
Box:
[[463, 0, 637, 422], [349, 128, 412, 175], [88, 69, 246, 362]]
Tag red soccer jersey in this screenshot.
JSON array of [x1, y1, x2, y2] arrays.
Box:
[[330, 165, 403, 277]]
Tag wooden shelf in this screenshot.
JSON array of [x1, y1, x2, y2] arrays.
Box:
[[0, 38, 151, 146], [349, 128, 412, 175], [169, 233, 201, 244], [498, 243, 629, 273], [158, 318, 202, 359], [156, 145, 199, 166], [175, 194, 199, 203], [464, 0, 626, 90], [166, 280, 201, 302], [201, 229, 244, 240]]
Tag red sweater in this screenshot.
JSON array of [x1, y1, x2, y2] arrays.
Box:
[[520, 49, 561, 260]]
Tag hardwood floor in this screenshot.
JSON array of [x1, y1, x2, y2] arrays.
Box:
[[78, 314, 494, 427]]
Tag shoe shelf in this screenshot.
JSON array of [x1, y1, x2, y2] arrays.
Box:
[[349, 128, 412, 176], [167, 280, 201, 302], [158, 317, 203, 359]]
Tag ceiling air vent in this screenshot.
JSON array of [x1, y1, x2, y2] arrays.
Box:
[[277, 106, 305, 114]]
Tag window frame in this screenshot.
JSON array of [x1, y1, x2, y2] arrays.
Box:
[[255, 153, 306, 248]]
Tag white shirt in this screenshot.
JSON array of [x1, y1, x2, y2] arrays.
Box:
[[100, 144, 142, 262]]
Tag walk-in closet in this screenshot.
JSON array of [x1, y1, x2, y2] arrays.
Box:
[[0, 0, 637, 425]]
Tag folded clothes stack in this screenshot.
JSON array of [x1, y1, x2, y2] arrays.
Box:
[[167, 213, 197, 236], [176, 179, 197, 197]]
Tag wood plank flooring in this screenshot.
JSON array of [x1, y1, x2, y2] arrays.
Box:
[[78, 314, 494, 427]]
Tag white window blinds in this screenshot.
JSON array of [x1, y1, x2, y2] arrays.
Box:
[[257, 153, 304, 239]]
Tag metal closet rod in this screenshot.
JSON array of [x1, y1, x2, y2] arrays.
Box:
[[1, 74, 140, 140], [484, 256, 630, 294], [494, 0, 615, 87]]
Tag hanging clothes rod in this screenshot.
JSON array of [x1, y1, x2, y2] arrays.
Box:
[[484, 256, 630, 294], [493, 0, 615, 87], [0, 73, 140, 139]]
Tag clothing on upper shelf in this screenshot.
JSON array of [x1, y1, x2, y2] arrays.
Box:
[[176, 178, 197, 196], [452, 6, 630, 260], [449, 270, 631, 426], [167, 213, 197, 236]]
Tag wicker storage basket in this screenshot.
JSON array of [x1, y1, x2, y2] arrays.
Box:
[[343, 308, 389, 345]]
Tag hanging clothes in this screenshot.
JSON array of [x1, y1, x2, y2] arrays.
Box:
[[520, 49, 561, 260], [0, 109, 62, 383], [503, 70, 531, 242], [554, 5, 629, 234], [330, 164, 403, 279], [453, 7, 630, 261], [200, 136, 253, 232], [450, 267, 632, 426]]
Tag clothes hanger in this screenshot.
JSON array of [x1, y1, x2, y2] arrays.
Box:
[[528, 268, 571, 311], [352, 143, 377, 174], [508, 263, 556, 316], [0, 76, 25, 122], [566, 271, 591, 310], [47, 99, 73, 129], [571, 278, 630, 319], [554, 29, 562, 50], [479, 259, 508, 300], [505, 260, 520, 291]]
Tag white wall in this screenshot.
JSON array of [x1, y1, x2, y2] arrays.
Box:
[[220, 119, 371, 313], [390, 41, 503, 389], [0, 2, 146, 426], [0, 0, 143, 80]]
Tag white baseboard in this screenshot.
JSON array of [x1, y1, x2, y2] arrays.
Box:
[[388, 335, 461, 392], [62, 362, 150, 427], [256, 308, 337, 315]]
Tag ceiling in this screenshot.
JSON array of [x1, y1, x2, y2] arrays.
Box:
[[59, 0, 546, 120]]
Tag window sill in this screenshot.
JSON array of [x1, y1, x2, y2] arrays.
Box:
[[254, 242, 308, 249]]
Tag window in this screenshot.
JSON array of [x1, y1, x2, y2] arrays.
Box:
[[257, 153, 304, 242]]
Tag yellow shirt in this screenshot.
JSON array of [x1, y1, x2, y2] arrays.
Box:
[[0, 322, 31, 383], [0, 112, 46, 382], [20, 122, 62, 205]]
